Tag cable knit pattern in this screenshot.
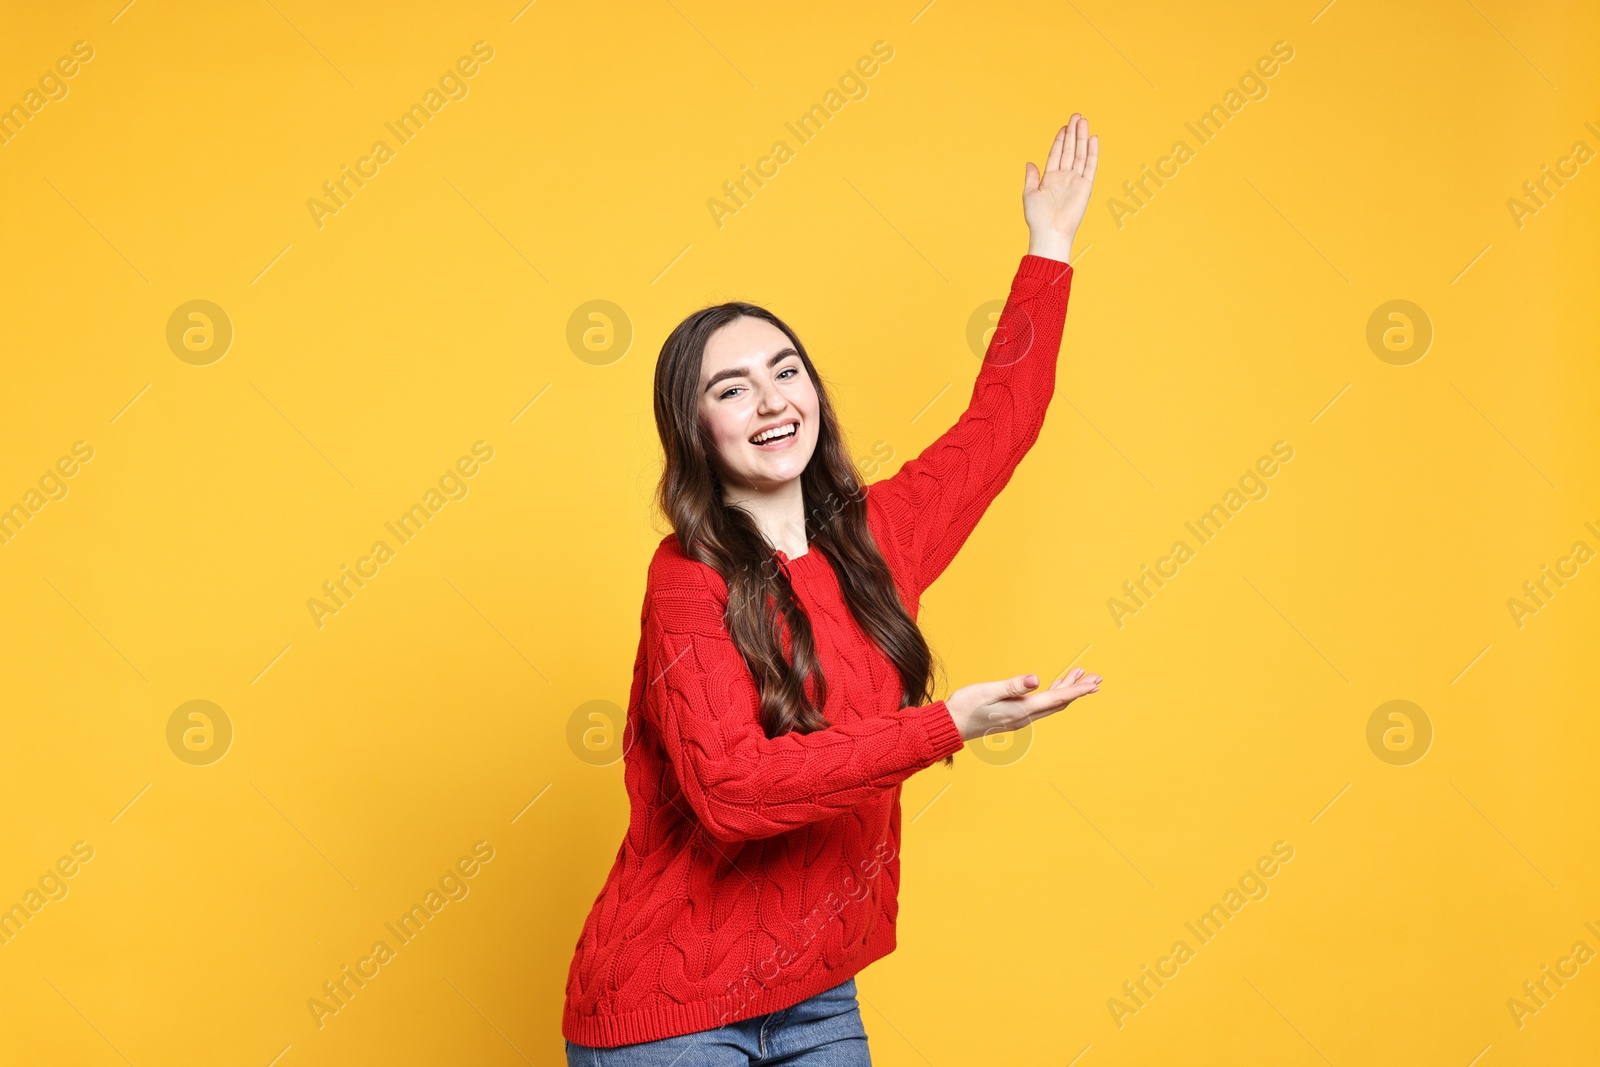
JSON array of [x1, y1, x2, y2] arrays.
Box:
[[562, 254, 1074, 1048]]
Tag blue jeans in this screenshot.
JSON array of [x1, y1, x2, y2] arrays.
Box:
[[565, 976, 871, 1065]]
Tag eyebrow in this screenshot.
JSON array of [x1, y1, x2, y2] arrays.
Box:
[[703, 347, 799, 394]]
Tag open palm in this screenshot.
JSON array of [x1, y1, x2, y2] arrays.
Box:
[[1022, 114, 1098, 248], [947, 667, 1103, 742]]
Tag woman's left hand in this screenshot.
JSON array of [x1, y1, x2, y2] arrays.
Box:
[[1023, 113, 1099, 262]]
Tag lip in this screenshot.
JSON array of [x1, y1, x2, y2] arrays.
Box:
[[748, 419, 800, 448]]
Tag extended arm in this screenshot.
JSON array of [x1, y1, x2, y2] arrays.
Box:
[[866, 117, 1096, 599], [641, 559, 965, 844], [866, 253, 1073, 597]]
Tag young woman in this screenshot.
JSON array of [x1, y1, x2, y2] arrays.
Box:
[[564, 115, 1103, 1065]]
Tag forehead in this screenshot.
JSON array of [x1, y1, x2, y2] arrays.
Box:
[[699, 316, 794, 381]]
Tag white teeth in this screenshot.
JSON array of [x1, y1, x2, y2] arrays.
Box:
[[751, 422, 796, 444]]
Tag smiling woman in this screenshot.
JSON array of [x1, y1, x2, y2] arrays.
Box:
[[564, 116, 1105, 1062], [696, 322, 822, 546]]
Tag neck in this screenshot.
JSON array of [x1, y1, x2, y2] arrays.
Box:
[[723, 477, 807, 557]]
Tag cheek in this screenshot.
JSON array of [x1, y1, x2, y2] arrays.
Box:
[[703, 409, 744, 455], [794, 382, 820, 421]]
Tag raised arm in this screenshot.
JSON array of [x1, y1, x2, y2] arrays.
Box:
[[866, 253, 1073, 598], [640, 555, 966, 844], [864, 117, 1096, 599]]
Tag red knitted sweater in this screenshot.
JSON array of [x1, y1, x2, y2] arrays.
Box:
[[563, 253, 1075, 1047]]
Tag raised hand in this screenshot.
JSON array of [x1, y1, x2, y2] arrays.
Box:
[[946, 667, 1103, 743], [1022, 114, 1099, 262]]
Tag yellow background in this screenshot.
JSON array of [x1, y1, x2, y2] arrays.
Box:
[[2, 1, 1596, 1064]]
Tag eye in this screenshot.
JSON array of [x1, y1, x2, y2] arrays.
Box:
[[777, 366, 798, 380], [718, 385, 743, 400]]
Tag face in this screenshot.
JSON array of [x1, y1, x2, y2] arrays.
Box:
[[697, 315, 821, 493]]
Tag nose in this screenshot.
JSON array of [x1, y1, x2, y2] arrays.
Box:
[[755, 381, 788, 413]]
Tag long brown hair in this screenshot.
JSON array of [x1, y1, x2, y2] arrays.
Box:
[[652, 301, 954, 767]]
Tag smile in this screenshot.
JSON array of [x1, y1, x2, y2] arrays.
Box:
[[749, 421, 799, 447]]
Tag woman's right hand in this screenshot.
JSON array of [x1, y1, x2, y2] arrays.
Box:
[[1023, 114, 1098, 263], [946, 667, 1102, 743]]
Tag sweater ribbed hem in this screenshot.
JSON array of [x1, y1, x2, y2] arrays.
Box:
[[1017, 252, 1075, 285], [563, 925, 898, 1048], [915, 699, 966, 762]]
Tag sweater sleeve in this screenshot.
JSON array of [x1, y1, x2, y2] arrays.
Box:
[[866, 254, 1073, 599], [640, 556, 967, 844]]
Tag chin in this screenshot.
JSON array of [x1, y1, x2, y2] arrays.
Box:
[[752, 457, 810, 487], [767, 465, 808, 485]]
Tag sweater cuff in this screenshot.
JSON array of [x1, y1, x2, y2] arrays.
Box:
[[916, 700, 966, 762], [1018, 253, 1074, 286]]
